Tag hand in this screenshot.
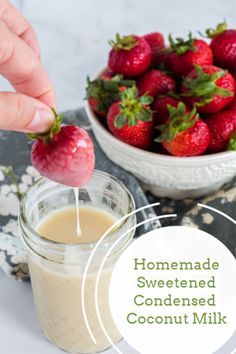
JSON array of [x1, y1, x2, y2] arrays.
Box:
[[0, 0, 55, 133]]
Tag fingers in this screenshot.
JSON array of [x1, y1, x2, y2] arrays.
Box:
[[0, 2, 56, 135], [0, 0, 40, 56], [0, 20, 55, 107], [0, 92, 54, 133], [20, 25, 41, 58]]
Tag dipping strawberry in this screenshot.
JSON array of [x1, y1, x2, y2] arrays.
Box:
[[30, 110, 95, 187]]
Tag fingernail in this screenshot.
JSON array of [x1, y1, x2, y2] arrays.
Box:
[[27, 109, 54, 133]]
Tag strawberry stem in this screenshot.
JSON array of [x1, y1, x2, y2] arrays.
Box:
[[183, 65, 233, 106], [155, 102, 199, 142], [85, 75, 135, 113], [27, 108, 63, 144], [168, 32, 196, 55], [204, 20, 227, 39], [108, 34, 138, 51], [114, 86, 153, 128]]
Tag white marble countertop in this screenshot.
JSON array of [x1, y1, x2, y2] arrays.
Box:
[[0, 0, 235, 111], [0, 1, 236, 353]]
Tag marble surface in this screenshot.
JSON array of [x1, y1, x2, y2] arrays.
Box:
[[0, 0, 235, 111]]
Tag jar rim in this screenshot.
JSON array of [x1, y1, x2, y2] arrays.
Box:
[[19, 170, 136, 261]]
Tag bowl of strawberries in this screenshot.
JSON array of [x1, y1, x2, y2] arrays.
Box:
[[85, 22, 236, 199]]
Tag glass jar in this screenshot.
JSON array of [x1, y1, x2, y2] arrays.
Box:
[[19, 170, 136, 354]]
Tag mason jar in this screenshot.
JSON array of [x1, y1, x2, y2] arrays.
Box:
[[19, 170, 136, 353]]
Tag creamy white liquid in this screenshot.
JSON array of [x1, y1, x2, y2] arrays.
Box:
[[37, 206, 117, 244], [73, 187, 81, 237], [30, 206, 121, 353], [29, 257, 121, 353]]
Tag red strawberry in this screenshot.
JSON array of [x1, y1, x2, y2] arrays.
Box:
[[137, 69, 176, 98], [30, 110, 95, 187], [87, 97, 105, 116], [182, 65, 235, 114], [143, 32, 165, 65], [155, 103, 210, 156], [227, 95, 236, 111], [164, 33, 213, 78], [107, 86, 154, 149], [100, 68, 115, 80], [86, 75, 135, 116], [205, 110, 236, 153], [108, 34, 152, 77], [204, 21, 236, 72], [227, 67, 236, 111], [152, 95, 181, 124]]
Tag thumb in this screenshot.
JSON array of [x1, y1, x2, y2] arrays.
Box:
[[0, 92, 55, 133]]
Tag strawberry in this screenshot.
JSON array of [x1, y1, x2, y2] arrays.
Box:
[[143, 32, 165, 65], [227, 70, 236, 110], [155, 102, 210, 156], [164, 33, 213, 78], [86, 75, 135, 116], [182, 65, 235, 114], [30, 110, 95, 187], [137, 69, 176, 98], [227, 94, 236, 111], [204, 21, 236, 73], [107, 86, 154, 149], [108, 34, 152, 77], [152, 95, 181, 124], [100, 68, 115, 80], [205, 110, 236, 153]]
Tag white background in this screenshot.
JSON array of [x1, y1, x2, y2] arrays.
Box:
[[0, 0, 235, 353]]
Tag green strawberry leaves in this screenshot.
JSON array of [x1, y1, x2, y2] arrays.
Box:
[[155, 102, 199, 142], [136, 109, 152, 121], [115, 113, 128, 127], [108, 34, 138, 51], [183, 65, 233, 106], [85, 75, 135, 113], [204, 20, 228, 39], [139, 95, 154, 105], [168, 32, 196, 55], [114, 86, 153, 128], [27, 108, 63, 144]]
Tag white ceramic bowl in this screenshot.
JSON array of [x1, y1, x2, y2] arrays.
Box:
[[85, 101, 236, 199]]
